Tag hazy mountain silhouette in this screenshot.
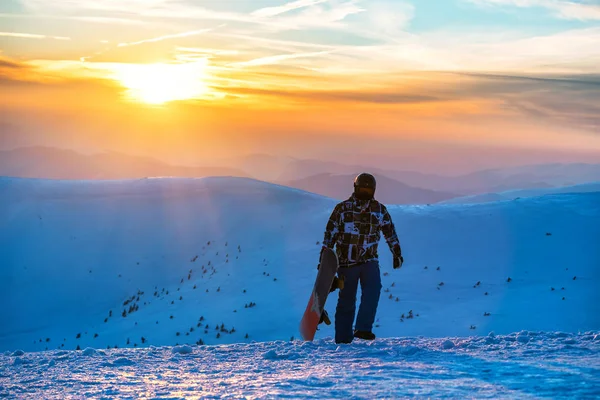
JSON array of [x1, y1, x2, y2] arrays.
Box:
[[235, 155, 600, 195], [0, 147, 248, 179], [280, 173, 459, 204]]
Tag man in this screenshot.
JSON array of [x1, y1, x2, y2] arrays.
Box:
[[320, 173, 404, 344]]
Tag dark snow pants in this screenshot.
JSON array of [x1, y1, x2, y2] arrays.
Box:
[[334, 260, 382, 343]]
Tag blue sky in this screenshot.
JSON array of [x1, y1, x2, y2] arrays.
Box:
[[2, 0, 600, 65]]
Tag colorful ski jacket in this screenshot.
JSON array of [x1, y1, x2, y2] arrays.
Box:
[[322, 194, 402, 267]]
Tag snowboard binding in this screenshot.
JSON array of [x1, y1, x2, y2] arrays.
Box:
[[329, 275, 345, 292], [318, 276, 345, 326]]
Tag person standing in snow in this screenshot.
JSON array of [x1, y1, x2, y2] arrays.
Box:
[[320, 173, 404, 344]]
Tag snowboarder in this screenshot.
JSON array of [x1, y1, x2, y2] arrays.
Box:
[[319, 173, 404, 344]]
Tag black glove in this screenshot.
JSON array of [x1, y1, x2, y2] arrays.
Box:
[[393, 256, 404, 270]]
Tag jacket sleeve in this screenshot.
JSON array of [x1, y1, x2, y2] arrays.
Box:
[[322, 204, 341, 249], [381, 205, 402, 258]]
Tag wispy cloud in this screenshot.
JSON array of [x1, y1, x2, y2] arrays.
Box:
[[0, 31, 70, 40], [467, 0, 600, 20], [264, 0, 366, 30], [210, 85, 440, 104], [117, 26, 222, 47], [251, 0, 329, 18], [230, 51, 333, 68], [0, 57, 26, 69]]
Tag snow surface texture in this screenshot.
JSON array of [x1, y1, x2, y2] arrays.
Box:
[[2, 333, 599, 398]]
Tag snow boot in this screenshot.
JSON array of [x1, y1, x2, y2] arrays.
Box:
[[353, 330, 376, 340]]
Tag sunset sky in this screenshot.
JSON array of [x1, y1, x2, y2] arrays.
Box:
[[1, 0, 599, 173]]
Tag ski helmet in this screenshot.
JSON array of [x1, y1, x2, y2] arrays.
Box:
[[354, 173, 376, 200]]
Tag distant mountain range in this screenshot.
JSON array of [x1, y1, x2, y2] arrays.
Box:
[[2, 146, 599, 205], [227, 154, 600, 196], [0, 146, 247, 180], [279, 173, 459, 204]]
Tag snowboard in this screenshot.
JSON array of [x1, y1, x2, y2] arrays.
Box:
[[299, 246, 340, 341]]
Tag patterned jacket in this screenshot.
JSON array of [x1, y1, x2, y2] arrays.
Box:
[[322, 194, 402, 267]]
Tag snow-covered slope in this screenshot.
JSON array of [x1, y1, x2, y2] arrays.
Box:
[[440, 182, 600, 204], [1, 177, 599, 353]]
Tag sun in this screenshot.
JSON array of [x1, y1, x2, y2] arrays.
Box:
[[113, 61, 209, 105]]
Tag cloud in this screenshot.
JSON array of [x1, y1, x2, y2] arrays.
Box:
[[365, 1, 415, 35], [210, 84, 440, 105], [447, 72, 600, 132], [263, 0, 366, 30], [251, 0, 329, 18], [0, 31, 70, 40], [0, 58, 24, 69], [229, 51, 333, 68], [117, 26, 221, 47], [205, 69, 600, 133], [467, 0, 600, 20]]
